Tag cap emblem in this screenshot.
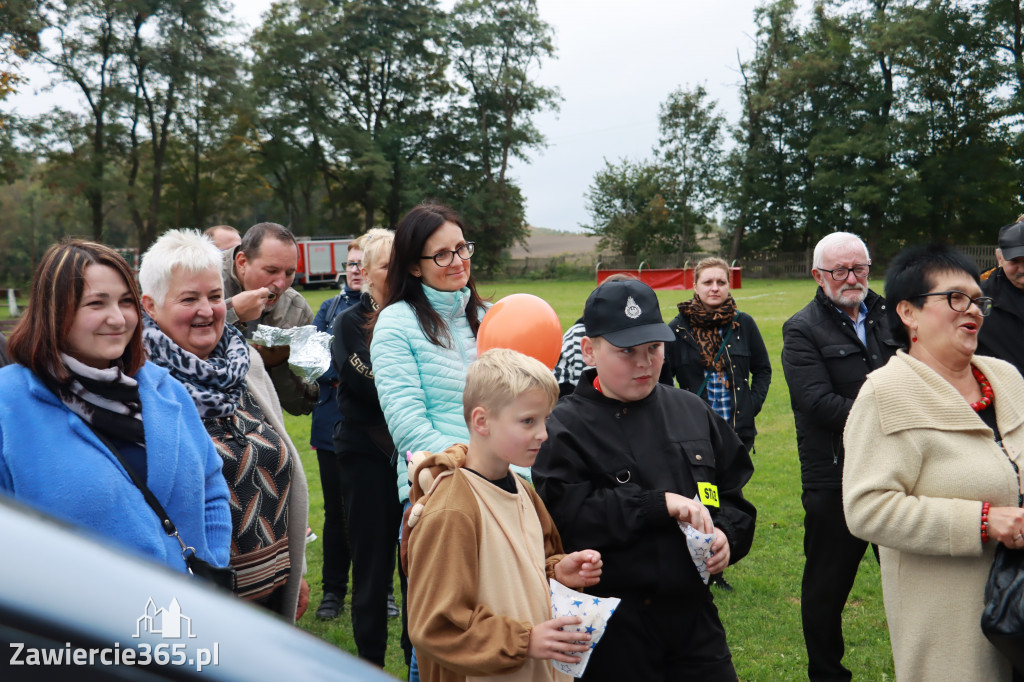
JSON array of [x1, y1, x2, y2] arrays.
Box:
[[624, 296, 642, 319]]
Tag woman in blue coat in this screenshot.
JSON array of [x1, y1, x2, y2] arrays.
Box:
[[0, 240, 231, 574]]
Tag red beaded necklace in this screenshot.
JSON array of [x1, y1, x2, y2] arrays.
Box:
[[970, 365, 994, 412]]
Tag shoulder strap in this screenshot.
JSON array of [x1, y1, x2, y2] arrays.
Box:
[[696, 325, 734, 398], [88, 427, 195, 558]]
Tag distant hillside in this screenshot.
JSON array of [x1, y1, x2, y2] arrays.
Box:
[[508, 227, 599, 258]]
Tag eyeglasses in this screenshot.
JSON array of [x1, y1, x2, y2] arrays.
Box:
[[343, 261, 362, 270], [915, 290, 993, 316], [818, 264, 870, 280], [420, 242, 475, 267]]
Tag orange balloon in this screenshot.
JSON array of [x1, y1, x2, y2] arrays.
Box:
[[477, 294, 563, 369]]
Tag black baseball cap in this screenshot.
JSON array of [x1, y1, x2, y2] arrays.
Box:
[[583, 280, 674, 348], [999, 221, 1024, 261]]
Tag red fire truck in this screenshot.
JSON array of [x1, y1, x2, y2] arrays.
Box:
[[294, 236, 355, 288]]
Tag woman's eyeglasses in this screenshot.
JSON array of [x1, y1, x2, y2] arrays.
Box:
[[343, 261, 362, 271], [421, 242, 475, 267], [915, 290, 994, 316]]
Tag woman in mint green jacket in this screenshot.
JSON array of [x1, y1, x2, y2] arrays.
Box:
[[370, 203, 489, 505], [369, 203, 489, 682]]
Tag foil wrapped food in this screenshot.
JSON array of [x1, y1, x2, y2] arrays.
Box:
[[251, 324, 332, 382]]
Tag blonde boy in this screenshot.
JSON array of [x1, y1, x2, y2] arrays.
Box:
[[406, 348, 603, 682]]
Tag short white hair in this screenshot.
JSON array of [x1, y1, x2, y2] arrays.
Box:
[[812, 232, 870, 270], [139, 229, 224, 306]]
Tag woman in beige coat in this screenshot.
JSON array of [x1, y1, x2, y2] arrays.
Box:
[[843, 244, 1024, 681], [139, 229, 310, 622]]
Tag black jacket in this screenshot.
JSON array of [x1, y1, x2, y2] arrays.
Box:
[[533, 368, 756, 602], [666, 310, 772, 442], [781, 288, 896, 490], [978, 267, 1024, 378], [331, 293, 394, 460]]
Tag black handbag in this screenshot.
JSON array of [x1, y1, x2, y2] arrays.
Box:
[[90, 428, 237, 592], [981, 545, 1024, 673]]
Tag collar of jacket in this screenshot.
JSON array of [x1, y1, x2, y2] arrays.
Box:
[[422, 283, 469, 320], [871, 350, 1024, 437], [813, 286, 883, 321], [222, 245, 244, 297], [341, 286, 360, 303], [988, 268, 1024, 313], [574, 367, 661, 408]]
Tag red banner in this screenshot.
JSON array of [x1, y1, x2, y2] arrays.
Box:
[[597, 268, 742, 290]]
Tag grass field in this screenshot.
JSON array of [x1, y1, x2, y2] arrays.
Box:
[[288, 278, 896, 681]]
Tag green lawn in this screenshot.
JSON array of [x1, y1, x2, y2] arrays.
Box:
[[289, 277, 896, 681]]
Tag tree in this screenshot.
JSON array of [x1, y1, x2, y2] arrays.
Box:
[[895, 1, 1017, 242], [656, 84, 725, 255], [27, 0, 130, 241], [436, 0, 560, 274], [583, 158, 679, 260], [122, 0, 238, 250]]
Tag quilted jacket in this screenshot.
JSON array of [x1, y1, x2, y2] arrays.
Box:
[[370, 284, 483, 459]]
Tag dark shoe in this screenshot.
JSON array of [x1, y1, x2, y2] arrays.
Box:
[[387, 594, 400, 618], [709, 574, 734, 592], [316, 592, 342, 620]]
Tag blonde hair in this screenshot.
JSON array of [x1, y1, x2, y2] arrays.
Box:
[[694, 256, 730, 281], [361, 227, 395, 267], [463, 348, 558, 424]]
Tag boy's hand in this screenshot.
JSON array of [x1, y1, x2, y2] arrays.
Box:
[[527, 616, 590, 663], [554, 550, 602, 589], [705, 528, 731, 574], [665, 492, 713, 534]]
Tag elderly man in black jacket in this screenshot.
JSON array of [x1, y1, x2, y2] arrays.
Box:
[[978, 219, 1024, 378], [782, 232, 896, 682]]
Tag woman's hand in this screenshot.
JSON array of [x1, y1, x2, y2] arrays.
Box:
[[295, 577, 310, 620], [988, 506, 1024, 549], [527, 616, 590, 663], [554, 550, 602, 589]]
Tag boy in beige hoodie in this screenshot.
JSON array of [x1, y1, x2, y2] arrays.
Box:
[[406, 348, 603, 682]]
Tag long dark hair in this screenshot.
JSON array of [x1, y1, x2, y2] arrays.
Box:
[[8, 239, 146, 381], [381, 203, 486, 347]]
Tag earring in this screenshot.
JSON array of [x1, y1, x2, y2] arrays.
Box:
[[911, 331, 918, 343]]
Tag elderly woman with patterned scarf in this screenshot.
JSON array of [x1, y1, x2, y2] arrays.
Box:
[[138, 229, 309, 622], [666, 256, 771, 591]]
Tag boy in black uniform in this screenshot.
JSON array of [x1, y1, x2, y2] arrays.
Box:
[[532, 280, 756, 681]]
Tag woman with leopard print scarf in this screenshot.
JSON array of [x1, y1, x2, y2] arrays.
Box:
[[139, 229, 310, 623], [665, 257, 772, 590]]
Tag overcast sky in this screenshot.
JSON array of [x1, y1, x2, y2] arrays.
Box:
[[7, 0, 811, 233]]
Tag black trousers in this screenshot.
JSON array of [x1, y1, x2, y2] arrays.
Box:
[[581, 593, 736, 682], [316, 448, 351, 597], [801, 488, 871, 682], [338, 449, 402, 667]]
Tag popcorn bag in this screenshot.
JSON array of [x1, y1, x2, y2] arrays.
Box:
[[679, 521, 716, 585], [549, 580, 621, 678]]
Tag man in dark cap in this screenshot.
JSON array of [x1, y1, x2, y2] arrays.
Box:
[[978, 219, 1024, 377]]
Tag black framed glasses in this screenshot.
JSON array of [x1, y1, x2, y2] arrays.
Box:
[[818, 263, 870, 280], [915, 290, 993, 316], [421, 242, 475, 267], [343, 261, 362, 270]]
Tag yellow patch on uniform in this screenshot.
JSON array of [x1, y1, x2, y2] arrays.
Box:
[[697, 482, 720, 508]]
